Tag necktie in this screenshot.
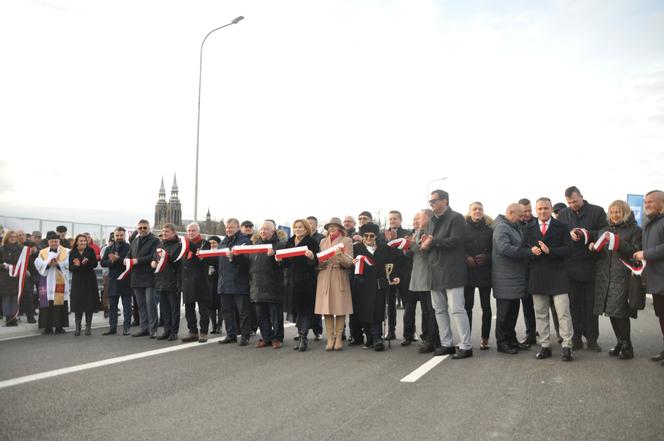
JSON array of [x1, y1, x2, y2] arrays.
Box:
[[541, 222, 547, 236]]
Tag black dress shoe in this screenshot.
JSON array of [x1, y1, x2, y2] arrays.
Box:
[[434, 346, 456, 356], [238, 335, 249, 346], [122, 329, 130, 336], [132, 330, 149, 337], [608, 342, 622, 357], [452, 348, 473, 359], [418, 342, 435, 354], [535, 347, 552, 360], [54, 327, 66, 334], [218, 336, 237, 344], [400, 339, 412, 347], [561, 347, 573, 361], [650, 350, 664, 362], [102, 329, 117, 336], [348, 338, 364, 346], [520, 336, 536, 346], [168, 333, 178, 341], [156, 333, 170, 340], [585, 340, 602, 352], [497, 343, 519, 354], [385, 331, 396, 341], [374, 340, 385, 352], [42, 327, 53, 335]]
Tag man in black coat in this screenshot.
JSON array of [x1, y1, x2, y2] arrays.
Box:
[[351, 223, 400, 351], [525, 198, 574, 361], [557, 186, 608, 351], [633, 190, 664, 364], [421, 190, 472, 359], [180, 223, 211, 343], [218, 218, 253, 346], [100, 227, 132, 335], [126, 219, 160, 338], [151, 224, 182, 341]]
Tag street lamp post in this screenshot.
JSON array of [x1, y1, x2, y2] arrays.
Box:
[[194, 16, 244, 223]]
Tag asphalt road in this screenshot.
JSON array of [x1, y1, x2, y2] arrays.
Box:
[[1, 297, 663, 441]]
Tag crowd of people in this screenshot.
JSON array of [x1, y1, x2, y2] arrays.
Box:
[[1, 186, 663, 365]]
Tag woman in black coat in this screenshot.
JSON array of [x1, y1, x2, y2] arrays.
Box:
[[463, 202, 493, 350], [206, 236, 222, 334], [69, 234, 99, 336], [591, 201, 642, 359], [278, 219, 320, 351], [0, 231, 23, 326]]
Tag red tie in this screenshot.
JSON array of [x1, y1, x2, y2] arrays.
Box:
[[541, 222, 547, 236]]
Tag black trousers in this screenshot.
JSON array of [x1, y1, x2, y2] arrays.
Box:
[[521, 293, 537, 339], [311, 314, 323, 335], [159, 290, 181, 335], [569, 278, 599, 342], [422, 291, 440, 346], [220, 294, 251, 338], [185, 300, 210, 334], [495, 298, 520, 345], [256, 302, 284, 342], [19, 284, 35, 320], [349, 313, 364, 342], [74, 310, 93, 325], [464, 286, 492, 340], [403, 291, 430, 340], [386, 285, 398, 333]]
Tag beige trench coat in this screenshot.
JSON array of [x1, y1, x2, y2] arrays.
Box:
[[314, 235, 354, 315]]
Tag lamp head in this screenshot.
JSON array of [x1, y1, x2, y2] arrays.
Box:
[[232, 16, 244, 24]]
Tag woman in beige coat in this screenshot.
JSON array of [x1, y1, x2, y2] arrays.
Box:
[[315, 217, 354, 351]]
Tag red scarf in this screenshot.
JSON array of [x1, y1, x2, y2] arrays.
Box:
[[330, 232, 341, 242]]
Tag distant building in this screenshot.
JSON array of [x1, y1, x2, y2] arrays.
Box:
[[154, 175, 224, 235]]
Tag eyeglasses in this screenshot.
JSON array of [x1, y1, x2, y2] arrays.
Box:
[[363, 234, 376, 238], [428, 199, 441, 205], [137, 226, 148, 230]]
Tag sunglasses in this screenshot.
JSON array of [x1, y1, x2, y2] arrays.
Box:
[[137, 226, 148, 230], [428, 199, 441, 205], [363, 234, 376, 238]]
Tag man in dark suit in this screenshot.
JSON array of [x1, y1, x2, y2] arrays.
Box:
[[100, 227, 132, 335], [524, 198, 574, 361], [557, 186, 607, 351], [126, 219, 160, 338]]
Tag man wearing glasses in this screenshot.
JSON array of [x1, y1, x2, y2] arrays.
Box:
[[126, 219, 160, 338], [420, 190, 472, 359]]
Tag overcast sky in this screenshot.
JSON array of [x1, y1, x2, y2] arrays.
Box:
[[1, 0, 663, 231]]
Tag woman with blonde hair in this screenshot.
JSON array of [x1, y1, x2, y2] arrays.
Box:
[[590, 200, 642, 359], [278, 219, 320, 351], [315, 217, 354, 351]]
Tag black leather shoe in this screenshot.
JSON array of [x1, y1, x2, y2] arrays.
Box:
[[385, 331, 396, 341], [650, 350, 664, 362], [400, 339, 412, 347], [618, 341, 634, 360], [608, 342, 622, 357], [156, 333, 170, 340], [132, 330, 149, 337], [348, 338, 364, 346], [520, 336, 536, 346], [452, 348, 473, 360], [497, 343, 519, 354], [218, 336, 237, 345], [585, 340, 602, 352], [374, 340, 385, 352], [238, 335, 250, 346], [418, 342, 435, 354], [561, 347, 573, 361], [535, 347, 552, 359], [167, 334, 178, 341], [434, 346, 456, 356], [103, 329, 117, 336]]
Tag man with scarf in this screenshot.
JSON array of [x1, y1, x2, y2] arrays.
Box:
[[351, 223, 400, 351], [34, 231, 70, 334], [181, 223, 211, 343], [151, 223, 182, 341], [101, 227, 132, 335]]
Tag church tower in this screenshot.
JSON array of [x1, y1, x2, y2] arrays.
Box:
[[166, 174, 182, 228], [154, 176, 167, 228]]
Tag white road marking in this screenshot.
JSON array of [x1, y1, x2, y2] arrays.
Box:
[[0, 323, 295, 390], [400, 355, 448, 383]]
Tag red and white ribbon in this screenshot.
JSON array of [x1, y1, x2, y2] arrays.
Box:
[[388, 238, 410, 252], [621, 259, 646, 276], [154, 248, 169, 273], [275, 246, 308, 260], [594, 232, 619, 252], [317, 243, 345, 263], [7, 246, 30, 319], [353, 255, 374, 275], [117, 258, 133, 280], [197, 248, 230, 258], [173, 235, 189, 262], [573, 228, 590, 245], [232, 244, 273, 255]]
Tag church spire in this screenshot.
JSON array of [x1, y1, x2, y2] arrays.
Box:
[[170, 173, 179, 200], [159, 176, 166, 201], [206, 207, 211, 221]]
